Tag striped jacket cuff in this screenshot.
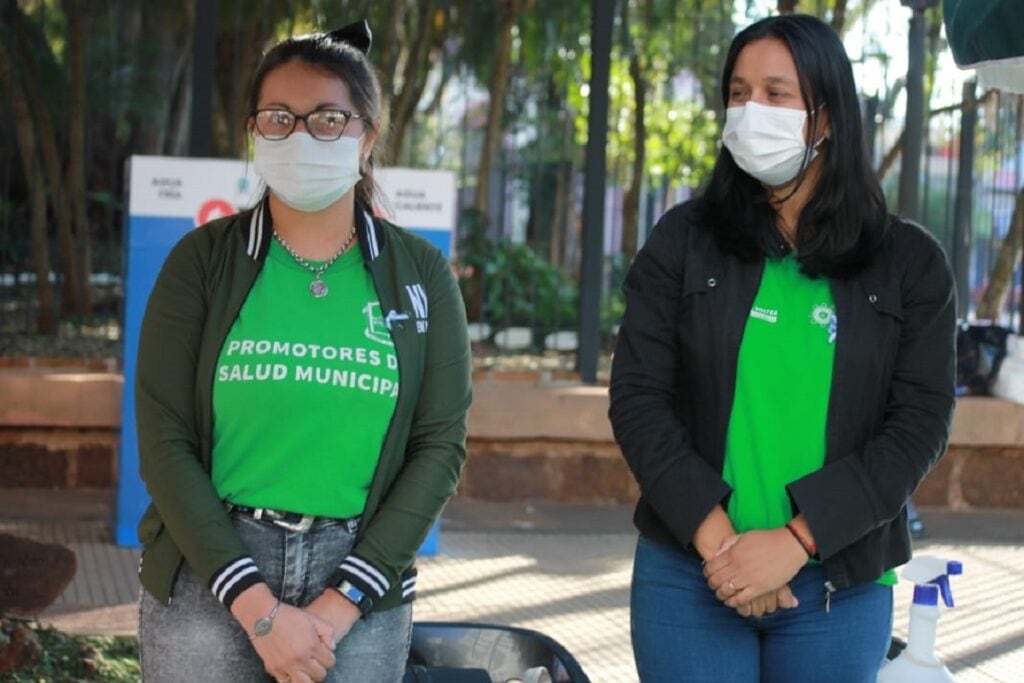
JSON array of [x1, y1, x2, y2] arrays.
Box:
[[335, 554, 390, 604], [209, 556, 265, 610], [401, 566, 418, 603]]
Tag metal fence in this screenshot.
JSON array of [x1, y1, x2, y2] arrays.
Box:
[[0, 165, 123, 358], [465, 87, 1024, 369], [5, 91, 1024, 365], [886, 88, 1024, 328]]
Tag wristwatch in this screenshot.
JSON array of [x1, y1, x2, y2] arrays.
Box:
[[249, 599, 281, 640], [335, 580, 372, 613]]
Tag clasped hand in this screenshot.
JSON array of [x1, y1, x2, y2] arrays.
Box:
[[255, 603, 334, 683], [703, 528, 808, 616], [235, 584, 361, 683]]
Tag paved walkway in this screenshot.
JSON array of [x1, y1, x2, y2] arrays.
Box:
[[2, 491, 1023, 682]]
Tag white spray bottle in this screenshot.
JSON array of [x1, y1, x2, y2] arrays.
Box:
[[877, 555, 963, 683]]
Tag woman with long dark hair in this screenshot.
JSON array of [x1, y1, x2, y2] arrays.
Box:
[[610, 14, 955, 682], [135, 21, 470, 683]]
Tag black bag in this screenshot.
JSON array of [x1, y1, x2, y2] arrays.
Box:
[[956, 323, 1011, 396], [406, 622, 589, 682], [403, 665, 491, 683]]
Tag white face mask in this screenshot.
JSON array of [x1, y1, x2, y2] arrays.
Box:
[[253, 132, 363, 212], [722, 101, 823, 187]]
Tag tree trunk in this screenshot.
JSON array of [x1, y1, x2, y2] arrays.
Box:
[[831, 0, 848, 34], [134, 8, 180, 154], [524, 76, 564, 254], [876, 91, 997, 181], [376, 0, 406, 98], [877, 130, 905, 181], [622, 50, 646, 261], [162, 4, 196, 156], [422, 56, 454, 119], [472, 0, 520, 217], [550, 109, 574, 270], [221, 6, 277, 157], [0, 28, 56, 333], [64, 0, 92, 314], [14, 6, 82, 316], [166, 49, 194, 156], [976, 188, 1024, 321], [388, 0, 438, 163], [550, 162, 566, 267], [778, 0, 799, 13]]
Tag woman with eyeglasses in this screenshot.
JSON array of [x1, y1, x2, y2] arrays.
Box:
[[609, 14, 955, 682], [134, 21, 470, 683]]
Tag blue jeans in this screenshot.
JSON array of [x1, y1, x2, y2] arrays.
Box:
[[140, 511, 412, 682], [631, 535, 892, 683]]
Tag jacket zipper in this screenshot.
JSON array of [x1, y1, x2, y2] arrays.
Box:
[[360, 260, 404, 543]]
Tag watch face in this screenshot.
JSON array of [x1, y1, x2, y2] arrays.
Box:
[[254, 616, 273, 637], [337, 581, 368, 610]]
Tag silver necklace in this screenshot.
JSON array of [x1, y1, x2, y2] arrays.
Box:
[[273, 225, 357, 298]]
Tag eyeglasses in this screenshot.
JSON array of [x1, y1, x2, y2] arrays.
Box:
[[252, 108, 367, 141]]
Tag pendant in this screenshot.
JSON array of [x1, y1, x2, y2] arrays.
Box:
[[309, 279, 328, 298]]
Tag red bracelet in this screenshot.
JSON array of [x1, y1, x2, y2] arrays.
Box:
[[785, 522, 816, 558]]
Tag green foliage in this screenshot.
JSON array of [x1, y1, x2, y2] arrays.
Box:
[[453, 1, 504, 88], [644, 99, 720, 187], [488, 241, 577, 330], [564, 0, 731, 194], [459, 238, 633, 341], [459, 220, 578, 331], [5, 0, 996, 339], [3, 625, 139, 682], [458, 209, 630, 342]]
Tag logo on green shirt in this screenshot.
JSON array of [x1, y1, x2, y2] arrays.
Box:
[[810, 303, 837, 344], [750, 306, 779, 324], [364, 302, 396, 347]]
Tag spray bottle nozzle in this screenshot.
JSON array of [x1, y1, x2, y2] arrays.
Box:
[[882, 557, 963, 682], [903, 556, 963, 608], [935, 575, 955, 607], [936, 560, 963, 607]]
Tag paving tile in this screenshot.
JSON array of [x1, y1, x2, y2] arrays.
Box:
[[2, 499, 1024, 682], [416, 533, 637, 682]]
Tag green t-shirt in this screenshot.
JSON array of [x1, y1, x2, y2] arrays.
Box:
[[723, 256, 895, 586], [212, 240, 399, 518]]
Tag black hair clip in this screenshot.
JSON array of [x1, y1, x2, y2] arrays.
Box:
[[328, 20, 372, 56]]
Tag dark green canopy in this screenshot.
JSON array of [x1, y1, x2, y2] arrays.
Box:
[[944, 0, 1024, 92]]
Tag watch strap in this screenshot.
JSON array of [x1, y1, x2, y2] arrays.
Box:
[[335, 579, 373, 614], [248, 599, 281, 640]]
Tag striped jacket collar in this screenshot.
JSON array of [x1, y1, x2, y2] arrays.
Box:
[[243, 195, 385, 264]]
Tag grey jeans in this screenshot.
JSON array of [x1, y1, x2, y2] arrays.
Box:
[[139, 511, 413, 682]]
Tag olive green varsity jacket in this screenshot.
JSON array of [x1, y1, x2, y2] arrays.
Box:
[[135, 198, 471, 614]]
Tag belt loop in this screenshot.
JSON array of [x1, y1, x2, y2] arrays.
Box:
[[347, 517, 359, 534], [273, 515, 315, 533]]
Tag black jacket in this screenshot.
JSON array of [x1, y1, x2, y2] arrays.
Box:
[[609, 199, 956, 591]]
